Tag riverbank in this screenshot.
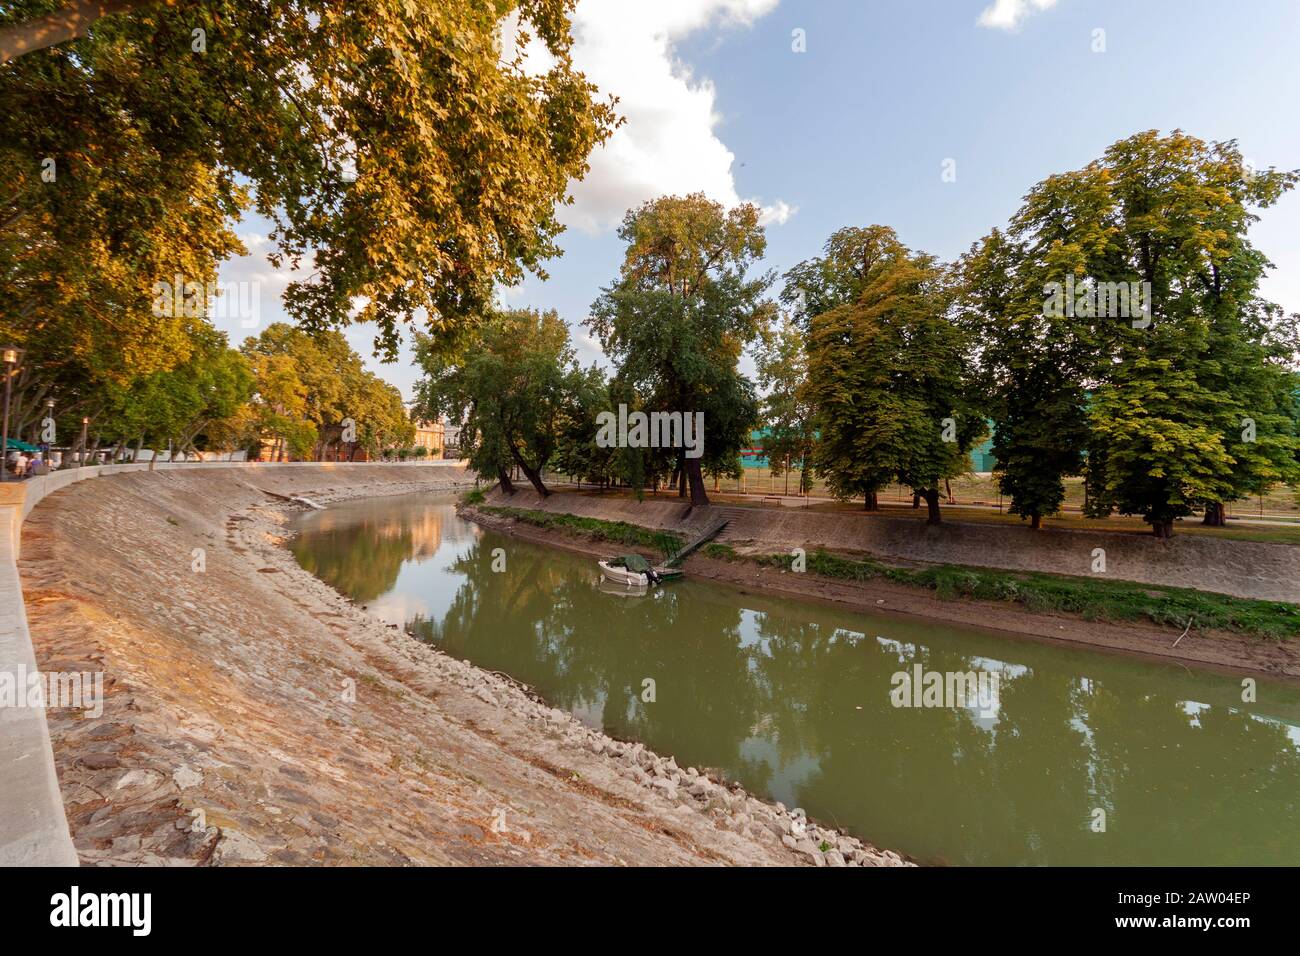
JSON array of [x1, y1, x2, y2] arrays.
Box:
[[462, 496, 1300, 681], [17, 465, 903, 866]]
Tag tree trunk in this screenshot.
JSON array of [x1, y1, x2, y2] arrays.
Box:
[[1030, 513, 1042, 530], [134, 434, 145, 462], [945, 478, 954, 503], [518, 461, 549, 497], [496, 468, 516, 495], [0, 0, 142, 64], [685, 456, 709, 507], [1202, 502, 1226, 526], [1153, 519, 1174, 539], [923, 488, 941, 525], [911, 491, 921, 509], [863, 491, 878, 511]]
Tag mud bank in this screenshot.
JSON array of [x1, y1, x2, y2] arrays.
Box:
[[465, 495, 1300, 681], [18, 465, 902, 867]]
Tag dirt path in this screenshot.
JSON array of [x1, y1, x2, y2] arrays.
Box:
[[18, 466, 900, 867]]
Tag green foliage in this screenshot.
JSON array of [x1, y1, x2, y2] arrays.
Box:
[[754, 311, 817, 492], [99, 318, 254, 453], [701, 543, 738, 560], [957, 227, 1090, 527], [461, 488, 487, 505], [414, 308, 588, 494], [1, 0, 618, 359], [799, 226, 982, 519], [587, 193, 771, 504], [963, 130, 1300, 536], [242, 323, 412, 459]]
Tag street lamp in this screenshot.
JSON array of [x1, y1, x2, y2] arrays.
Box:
[[43, 398, 54, 469], [80, 417, 89, 468], [1, 347, 20, 483]]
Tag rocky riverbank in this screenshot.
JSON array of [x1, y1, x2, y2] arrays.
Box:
[[19, 465, 904, 867]]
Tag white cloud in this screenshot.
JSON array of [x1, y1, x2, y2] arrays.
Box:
[[977, 0, 1058, 31], [513, 0, 792, 233]]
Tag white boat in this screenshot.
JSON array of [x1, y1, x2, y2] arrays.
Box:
[[598, 559, 649, 588]]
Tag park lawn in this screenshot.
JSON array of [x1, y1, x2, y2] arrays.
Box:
[[698, 489, 1300, 545]]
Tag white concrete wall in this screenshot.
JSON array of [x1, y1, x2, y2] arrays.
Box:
[[0, 459, 467, 866]]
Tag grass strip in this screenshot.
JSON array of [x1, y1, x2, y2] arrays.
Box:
[[479, 505, 684, 557]]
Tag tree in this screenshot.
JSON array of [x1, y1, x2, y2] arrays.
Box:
[[801, 226, 980, 522], [958, 223, 1093, 530], [1, 0, 619, 431], [414, 308, 584, 496], [242, 323, 411, 461], [1026, 131, 1299, 536], [754, 310, 816, 494], [587, 193, 771, 507]]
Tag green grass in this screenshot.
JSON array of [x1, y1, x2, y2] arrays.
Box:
[[461, 488, 487, 505], [480, 506, 684, 557], [754, 548, 1300, 640]]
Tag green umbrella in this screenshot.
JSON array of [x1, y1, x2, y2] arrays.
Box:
[[2, 438, 39, 453]]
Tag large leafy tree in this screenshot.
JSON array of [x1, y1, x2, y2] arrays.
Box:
[[100, 319, 254, 458], [242, 323, 412, 460], [801, 226, 981, 522], [958, 220, 1095, 530], [414, 308, 584, 496], [587, 193, 770, 507], [962, 131, 1300, 536], [1013, 131, 1298, 536], [1, 0, 617, 437]]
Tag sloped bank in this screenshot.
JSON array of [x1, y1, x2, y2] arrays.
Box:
[[484, 490, 1300, 603], [15, 464, 902, 867], [465, 490, 1300, 679]]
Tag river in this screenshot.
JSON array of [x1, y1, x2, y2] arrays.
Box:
[[289, 493, 1300, 866]]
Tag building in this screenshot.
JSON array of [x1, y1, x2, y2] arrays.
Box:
[[407, 406, 445, 457]]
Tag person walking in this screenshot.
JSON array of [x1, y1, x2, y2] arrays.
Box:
[[12, 451, 28, 479]]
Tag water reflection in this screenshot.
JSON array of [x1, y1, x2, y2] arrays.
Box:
[[290, 495, 1300, 866]]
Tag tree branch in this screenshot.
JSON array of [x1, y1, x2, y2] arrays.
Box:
[[0, 0, 152, 63]]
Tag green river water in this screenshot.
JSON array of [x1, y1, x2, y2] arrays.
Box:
[[289, 494, 1300, 866]]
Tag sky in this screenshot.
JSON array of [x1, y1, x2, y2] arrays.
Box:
[[214, 0, 1300, 399]]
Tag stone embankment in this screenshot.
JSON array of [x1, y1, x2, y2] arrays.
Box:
[[11, 463, 904, 867]]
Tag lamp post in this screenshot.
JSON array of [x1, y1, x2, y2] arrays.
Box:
[[79, 417, 89, 468], [1, 347, 19, 483], [43, 398, 54, 469]]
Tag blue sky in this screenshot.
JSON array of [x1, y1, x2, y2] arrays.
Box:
[[216, 0, 1300, 398]]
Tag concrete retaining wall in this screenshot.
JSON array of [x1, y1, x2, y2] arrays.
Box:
[[0, 460, 467, 866], [489, 489, 1300, 603]]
